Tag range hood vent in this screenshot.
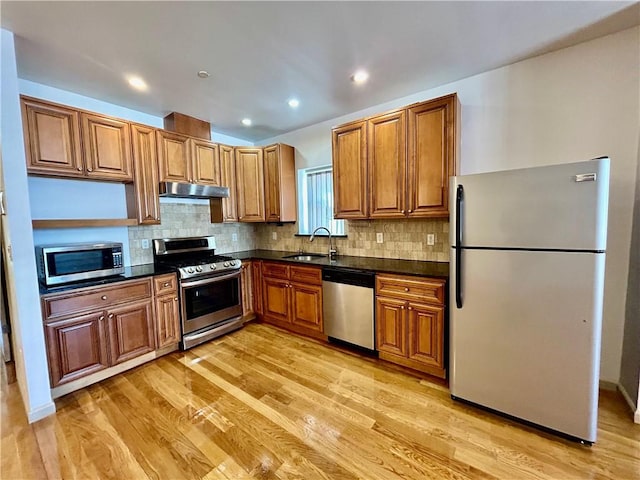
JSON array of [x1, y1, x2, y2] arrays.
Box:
[[158, 182, 229, 199]]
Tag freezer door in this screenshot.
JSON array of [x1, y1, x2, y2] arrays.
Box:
[[449, 248, 605, 442], [450, 158, 609, 251]]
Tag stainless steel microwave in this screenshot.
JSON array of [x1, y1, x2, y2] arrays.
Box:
[[36, 242, 124, 286]]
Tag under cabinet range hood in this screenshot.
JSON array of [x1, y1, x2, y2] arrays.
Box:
[[158, 181, 229, 199]]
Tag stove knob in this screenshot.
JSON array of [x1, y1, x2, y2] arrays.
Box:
[[224, 262, 229, 267], [210, 264, 217, 270], [196, 266, 203, 272], [187, 267, 194, 274]]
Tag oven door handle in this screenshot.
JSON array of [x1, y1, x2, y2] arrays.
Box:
[[180, 270, 241, 288]]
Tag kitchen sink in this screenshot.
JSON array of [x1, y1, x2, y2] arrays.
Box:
[[281, 253, 327, 261]]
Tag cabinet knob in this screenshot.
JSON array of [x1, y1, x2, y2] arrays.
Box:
[[408, 306, 413, 311], [108, 313, 114, 319], [77, 167, 82, 171], [401, 305, 405, 310], [404, 288, 409, 292], [101, 295, 107, 300], [99, 315, 105, 321], [163, 282, 170, 287], [401, 210, 405, 214], [174, 297, 178, 301], [87, 168, 93, 172], [408, 209, 412, 213]]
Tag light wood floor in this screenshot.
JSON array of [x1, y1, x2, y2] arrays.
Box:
[[2, 323, 639, 479]]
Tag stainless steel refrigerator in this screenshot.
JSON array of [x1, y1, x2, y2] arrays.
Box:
[[449, 158, 610, 444]]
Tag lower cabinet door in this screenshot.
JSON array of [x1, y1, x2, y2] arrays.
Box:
[[375, 296, 407, 356], [262, 277, 290, 323], [107, 300, 155, 364], [45, 312, 109, 387], [407, 302, 444, 369], [154, 294, 180, 349], [290, 282, 323, 332]]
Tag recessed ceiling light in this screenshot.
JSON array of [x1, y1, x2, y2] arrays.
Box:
[[288, 98, 300, 108], [127, 75, 148, 91], [197, 70, 210, 78], [241, 118, 252, 126], [351, 70, 369, 85]]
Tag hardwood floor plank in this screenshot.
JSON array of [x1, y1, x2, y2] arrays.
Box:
[[2, 323, 639, 480]]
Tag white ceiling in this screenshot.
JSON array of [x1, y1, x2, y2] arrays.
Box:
[[2, 1, 639, 142]]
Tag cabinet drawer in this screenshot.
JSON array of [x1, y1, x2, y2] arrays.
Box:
[[290, 265, 322, 285], [153, 274, 177, 295], [262, 261, 290, 280], [42, 278, 153, 321], [376, 274, 445, 305]]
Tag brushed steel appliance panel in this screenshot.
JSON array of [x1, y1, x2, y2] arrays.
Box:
[[322, 280, 374, 349]]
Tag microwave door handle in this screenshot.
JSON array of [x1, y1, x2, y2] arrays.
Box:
[[180, 271, 240, 288]]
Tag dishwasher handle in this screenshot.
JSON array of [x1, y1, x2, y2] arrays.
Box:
[[322, 267, 375, 288]]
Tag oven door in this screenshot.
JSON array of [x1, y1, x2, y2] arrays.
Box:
[[180, 270, 242, 335]]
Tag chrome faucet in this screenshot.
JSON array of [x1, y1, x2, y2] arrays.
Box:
[[310, 226, 337, 258]]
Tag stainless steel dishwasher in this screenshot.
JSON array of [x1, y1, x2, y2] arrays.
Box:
[[322, 267, 376, 350]]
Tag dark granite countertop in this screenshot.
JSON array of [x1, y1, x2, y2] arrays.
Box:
[[231, 249, 449, 279], [39, 264, 171, 296]]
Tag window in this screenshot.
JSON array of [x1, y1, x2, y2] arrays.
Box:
[[297, 166, 345, 235]]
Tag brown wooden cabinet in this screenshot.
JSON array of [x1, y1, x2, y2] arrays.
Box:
[[235, 147, 265, 222], [191, 139, 221, 185], [219, 144, 238, 222], [375, 273, 446, 378], [126, 124, 160, 224], [332, 120, 368, 219], [157, 130, 191, 182], [80, 113, 133, 181], [261, 262, 324, 337], [368, 110, 407, 218], [240, 261, 254, 318], [263, 144, 296, 222], [41, 276, 180, 387], [21, 96, 84, 177], [21, 96, 133, 182], [152, 274, 180, 349], [333, 93, 459, 220], [252, 260, 263, 315]]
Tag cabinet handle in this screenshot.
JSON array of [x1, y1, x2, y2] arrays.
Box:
[[101, 295, 107, 300], [99, 315, 105, 321], [163, 282, 170, 287], [404, 288, 409, 292]]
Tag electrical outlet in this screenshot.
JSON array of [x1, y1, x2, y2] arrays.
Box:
[[232, 233, 238, 242], [141, 239, 150, 249], [272, 231, 278, 240], [427, 234, 435, 246], [376, 232, 383, 244]]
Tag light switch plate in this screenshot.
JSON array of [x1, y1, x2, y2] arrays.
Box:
[[427, 234, 435, 246], [376, 232, 383, 243], [141, 239, 150, 249], [272, 231, 278, 240], [232, 233, 238, 242]]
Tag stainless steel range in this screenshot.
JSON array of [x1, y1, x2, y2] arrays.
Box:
[[153, 236, 243, 349]]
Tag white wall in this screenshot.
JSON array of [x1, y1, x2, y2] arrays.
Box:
[[1, 29, 55, 422], [265, 27, 640, 384]]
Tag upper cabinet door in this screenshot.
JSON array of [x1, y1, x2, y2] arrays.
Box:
[[368, 110, 406, 219], [128, 124, 160, 224], [81, 113, 133, 182], [235, 147, 265, 222], [219, 144, 238, 222], [191, 139, 221, 185], [157, 130, 191, 182], [263, 144, 282, 222], [21, 97, 84, 177], [407, 94, 457, 217], [332, 121, 368, 219]]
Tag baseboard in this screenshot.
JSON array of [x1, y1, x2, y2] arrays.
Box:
[[598, 379, 618, 391], [618, 383, 640, 424], [27, 401, 56, 423]]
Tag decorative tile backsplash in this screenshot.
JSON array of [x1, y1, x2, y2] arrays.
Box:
[[127, 202, 449, 264], [127, 203, 256, 265], [255, 218, 450, 262]]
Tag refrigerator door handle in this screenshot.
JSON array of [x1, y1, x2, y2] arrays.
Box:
[[455, 184, 463, 308]]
